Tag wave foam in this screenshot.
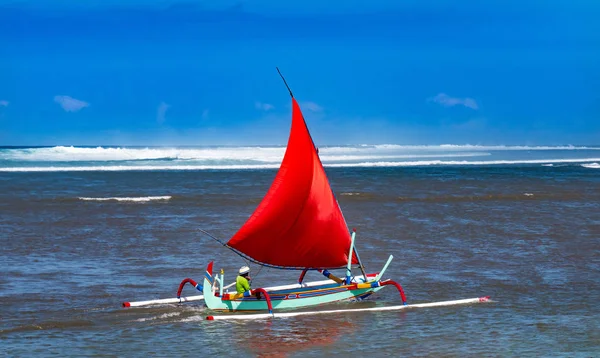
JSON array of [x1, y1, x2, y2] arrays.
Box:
[[320, 152, 490, 161], [0, 146, 287, 162], [582, 163, 600, 169], [3, 157, 600, 172], [1, 145, 598, 163], [326, 158, 600, 168], [1, 165, 281, 172], [78, 196, 172, 202], [135, 312, 182, 322], [368, 144, 599, 151]]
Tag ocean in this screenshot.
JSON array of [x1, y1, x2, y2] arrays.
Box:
[[1, 145, 599, 357]]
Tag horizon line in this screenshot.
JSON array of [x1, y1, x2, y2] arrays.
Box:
[[1, 143, 600, 149]]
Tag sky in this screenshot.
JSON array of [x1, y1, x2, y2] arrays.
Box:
[[0, 0, 599, 146]]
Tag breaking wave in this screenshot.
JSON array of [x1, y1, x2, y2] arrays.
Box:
[[78, 196, 172, 202], [582, 163, 600, 169], [2, 158, 600, 172], [365, 144, 600, 151], [1, 145, 599, 171], [1, 145, 598, 162], [0, 146, 287, 162], [326, 158, 600, 167]]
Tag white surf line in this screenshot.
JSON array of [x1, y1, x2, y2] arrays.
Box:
[[326, 158, 600, 168], [79, 196, 171, 202], [206, 296, 492, 321], [582, 163, 600, 168], [0, 165, 279, 172], [4, 157, 600, 172]]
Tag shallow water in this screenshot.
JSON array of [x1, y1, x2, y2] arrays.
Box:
[[1, 165, 599, 357]]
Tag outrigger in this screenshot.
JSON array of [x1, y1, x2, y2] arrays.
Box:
[[122, 68, 491, 320]]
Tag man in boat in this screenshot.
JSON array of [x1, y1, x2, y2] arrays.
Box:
[[236, 265, 263, 299], [236, 266, 252, 294]]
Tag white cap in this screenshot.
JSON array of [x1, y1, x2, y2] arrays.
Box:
[[239, 266, 250, 275]]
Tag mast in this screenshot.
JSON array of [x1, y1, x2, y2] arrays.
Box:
[[276, 67, 294, 98], [224, 68, 359, 270]]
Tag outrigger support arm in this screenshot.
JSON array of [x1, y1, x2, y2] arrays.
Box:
[[346, 229, 356, 284], [248, 288, 274, 315], [176, 278, 203, 299], [379, 280, 407, 305], [351, 279, 407, 305], [346, 229, 368, 283], [374, 255, 394, 282]]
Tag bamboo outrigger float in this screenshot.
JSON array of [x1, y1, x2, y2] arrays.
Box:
[[122, 68, 491, 319]]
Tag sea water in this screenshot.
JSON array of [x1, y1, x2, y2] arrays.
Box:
[[1, 145, 599, 356]]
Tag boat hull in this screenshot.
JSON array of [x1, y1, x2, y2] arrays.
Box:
[[203, 276, 384, 312]]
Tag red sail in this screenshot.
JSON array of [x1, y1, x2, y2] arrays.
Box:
[[226, 98, 358, 269]]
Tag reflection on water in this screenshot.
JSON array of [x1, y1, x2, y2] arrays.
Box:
[[235, 317, 356, 357]]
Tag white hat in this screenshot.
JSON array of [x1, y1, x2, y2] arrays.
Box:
[[239, 266, 250, 275]]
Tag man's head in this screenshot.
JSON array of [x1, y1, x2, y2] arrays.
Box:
[[238, 265, 250, 277]]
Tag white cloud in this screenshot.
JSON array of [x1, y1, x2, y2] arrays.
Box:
[[301, 101, 324, 112], [54, 95, 89, 112], [0, 100, 9, 107], [255, 101, 275, 111], [157, 101, 170, 124], [430, 93, 478, 110]]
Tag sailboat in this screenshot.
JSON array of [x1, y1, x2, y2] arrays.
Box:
[[195, 69, 407, 314], [122, 70, 491, 318]]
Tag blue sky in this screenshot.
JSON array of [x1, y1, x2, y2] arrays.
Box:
[[1, 0, 599, 146]]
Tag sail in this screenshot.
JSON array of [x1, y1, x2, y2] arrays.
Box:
[[226, 98, 358, 269]]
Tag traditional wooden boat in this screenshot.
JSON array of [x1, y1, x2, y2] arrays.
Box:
[[122, 70, 492, 319], [193, 69, 407, 314]]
